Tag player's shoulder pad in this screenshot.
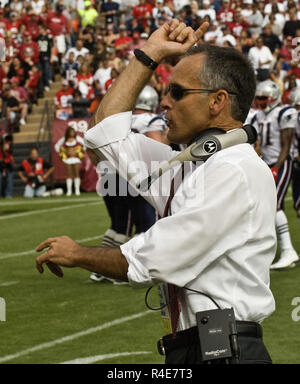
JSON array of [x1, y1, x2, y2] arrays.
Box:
[[277, 105, 296, 125], [250, 112, 258, 125]]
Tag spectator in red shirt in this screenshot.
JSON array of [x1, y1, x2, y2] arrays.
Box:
[[24, 64, 40, 104], [128, 31, 145, 53], [20, 8, 41, 40], [114, 24, 133, 56], [9, 77, 29, 125], [54, 79, 74, 120], [282, 74, 298, 104], [8, 11, 21, 35], [19, 32, 40, 67], [279, 36, 293, 65], [76, 63, 93, 99], [7, 57, 27, 86], [155, 58, 173, 96], [0, 9, 11, 36], [227, 8, 249, 37], [132, 0, 153, 28], [0, 64, 7, 93], [217, 0, 234, 24], [46, 4, 70, 55], [104, 67, 119, 92]]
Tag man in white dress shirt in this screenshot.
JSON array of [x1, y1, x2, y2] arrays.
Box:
[[36, 19, 276, 364]]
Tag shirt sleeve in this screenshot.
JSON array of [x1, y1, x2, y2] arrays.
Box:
[[84, 111, 179, 213], [121, 159, 253, 288]]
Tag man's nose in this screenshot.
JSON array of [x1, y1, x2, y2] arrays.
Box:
[[160, 93, 172, 110]]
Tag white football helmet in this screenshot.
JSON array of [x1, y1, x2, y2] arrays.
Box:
[[255, 80, 281, 112], [290, 87, 300, 106], [135, 86, 159, 112]]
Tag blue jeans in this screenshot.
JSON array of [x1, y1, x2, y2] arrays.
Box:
[[24, 184, 46, 198], [39, 59, 52, 87], [0, 169, 13, 198]]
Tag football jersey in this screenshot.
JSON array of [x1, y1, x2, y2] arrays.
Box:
[[131, 113, 167, 135], [244, 107, 258, 126], [54, 88, 74, 108], [62, 62, 79, 84], [293, 111, 300, 158], [251, 105, 297, 165]]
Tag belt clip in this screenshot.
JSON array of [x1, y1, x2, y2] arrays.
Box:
[[157, 338, 166, 356]]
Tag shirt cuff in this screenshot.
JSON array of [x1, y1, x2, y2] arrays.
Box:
[[120, 234, 154, 288], [84, 111, 132, 149]]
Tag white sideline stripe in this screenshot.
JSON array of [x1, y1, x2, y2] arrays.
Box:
[[0, 197, 101, 206], [60, 351, 152, 364], [0, 281, 19, 287], [0, 311, 152, 364], [0, 235, 103, 260], [0, 201, 102, 220]]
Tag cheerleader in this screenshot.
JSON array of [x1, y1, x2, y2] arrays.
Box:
[[55, 126, 85, 196]]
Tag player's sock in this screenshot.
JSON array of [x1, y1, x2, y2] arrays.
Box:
[[100, 229, 117, 248], [276, 210, 295, 251], [90, 232, 131, 283], [90, 229, 117, 282], [66, 178, 72, 196], [113, 233, 131, 247], [74, 178, 81, 196]]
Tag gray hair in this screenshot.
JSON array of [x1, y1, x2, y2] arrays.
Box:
[[185, 44, 256, 122]]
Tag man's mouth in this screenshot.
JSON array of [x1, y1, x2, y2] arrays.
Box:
[[165, 115, 172, 127]]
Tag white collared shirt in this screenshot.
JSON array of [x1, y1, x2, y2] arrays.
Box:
[[84, 112, 277, 330]]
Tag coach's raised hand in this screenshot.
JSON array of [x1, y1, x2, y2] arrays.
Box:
[[142, 19, 209, 63], [90, 19, 209, 125]]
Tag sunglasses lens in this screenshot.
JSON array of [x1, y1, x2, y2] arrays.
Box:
[[169, 85, 183, 100]]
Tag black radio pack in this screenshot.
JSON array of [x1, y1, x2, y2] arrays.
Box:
[[196, 308, 239, 363]]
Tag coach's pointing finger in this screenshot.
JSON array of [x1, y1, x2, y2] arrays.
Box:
[[36, 237, 58, 252]]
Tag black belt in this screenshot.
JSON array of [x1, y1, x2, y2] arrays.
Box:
[[157, 321, 262, 356]]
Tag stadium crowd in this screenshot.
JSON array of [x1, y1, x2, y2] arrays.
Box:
[[0, 0, 300, 127]]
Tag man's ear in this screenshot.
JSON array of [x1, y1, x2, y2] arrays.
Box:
[[209, 90, 229, 116]]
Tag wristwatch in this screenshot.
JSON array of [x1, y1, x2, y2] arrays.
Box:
[[134, 49, 158, 70]]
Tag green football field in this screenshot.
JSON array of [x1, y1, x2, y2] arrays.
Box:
[[0, 190, 299, 364]]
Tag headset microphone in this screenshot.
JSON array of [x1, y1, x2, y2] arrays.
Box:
[[137, 125, 257, 192]]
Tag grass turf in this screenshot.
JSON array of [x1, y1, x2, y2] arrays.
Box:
[[0, 191, 299, 364]]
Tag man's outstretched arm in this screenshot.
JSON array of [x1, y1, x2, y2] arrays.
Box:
[[36, 236, 129, 281]]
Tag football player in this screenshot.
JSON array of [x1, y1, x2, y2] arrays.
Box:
[[252, 80, 299, 269], [290, 88, 300, 222]]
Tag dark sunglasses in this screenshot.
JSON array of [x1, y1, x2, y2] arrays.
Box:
[[166, 83, 238, 101]]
